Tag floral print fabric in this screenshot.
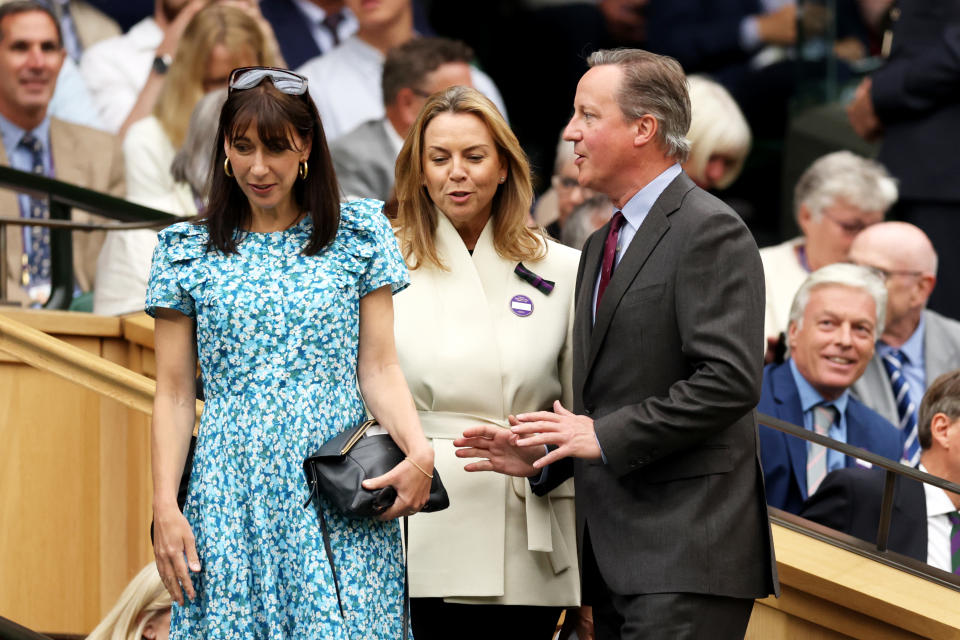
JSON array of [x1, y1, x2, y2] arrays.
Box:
[[146, 200, 410, 639]]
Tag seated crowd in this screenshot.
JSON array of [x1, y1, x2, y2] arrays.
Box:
[[2, 0, 959, 583]]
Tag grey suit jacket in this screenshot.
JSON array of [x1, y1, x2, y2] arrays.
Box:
[[852, 309, 960, 424], [329, 118, 396, 202], [535, 171, 779, 599]]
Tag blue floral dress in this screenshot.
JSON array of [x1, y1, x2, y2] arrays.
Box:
[[145, 200, 410, 639]]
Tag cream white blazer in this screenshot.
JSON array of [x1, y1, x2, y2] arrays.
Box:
[[394, 213, 581, 606]]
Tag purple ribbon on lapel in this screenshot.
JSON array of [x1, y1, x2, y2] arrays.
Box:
[[514, 262, 555, 295]]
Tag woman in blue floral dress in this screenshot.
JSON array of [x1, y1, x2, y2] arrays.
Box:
[[147, 67, 434, 639]]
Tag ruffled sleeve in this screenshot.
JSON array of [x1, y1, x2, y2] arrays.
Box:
[[337, 199, 410, 297], [144, 221, 208, 318]]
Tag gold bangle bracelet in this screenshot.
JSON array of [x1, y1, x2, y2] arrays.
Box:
[[405, 457, 434, 479]]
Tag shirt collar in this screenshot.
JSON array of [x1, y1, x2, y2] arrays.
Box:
[[788, 357, 850, 415], [293, 0, 331, 22], [618, 163, 682, 229], [0, 112, 51, 157], [919, 463, 957, 517], [878, 314, 925, 365]]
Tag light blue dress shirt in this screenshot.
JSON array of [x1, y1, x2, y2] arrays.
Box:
[[591, 163, 682, 323], [788, 358, 849, 473], [876, 314, 927, 412], [0, 113, 53, 263]]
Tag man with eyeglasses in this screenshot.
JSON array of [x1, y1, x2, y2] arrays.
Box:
[[759, 151, 898, 359], [848, 222, 960, 467]]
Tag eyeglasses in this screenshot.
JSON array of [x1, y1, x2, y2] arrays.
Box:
[[847, 261, 926, 282], [819, 207, 877, 235], [228, 67, 308, 95]]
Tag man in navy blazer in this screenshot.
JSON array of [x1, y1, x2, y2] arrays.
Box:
[[800, 368, 960, 572], [259, 0, 355, 69], [759, 263, 904, 514]]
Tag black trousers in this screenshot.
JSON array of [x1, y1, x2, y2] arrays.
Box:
[[410, 597, 562, 640], [582, 527, 755, 640]]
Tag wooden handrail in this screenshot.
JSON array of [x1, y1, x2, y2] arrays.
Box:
[[0, 312, 202, 425]]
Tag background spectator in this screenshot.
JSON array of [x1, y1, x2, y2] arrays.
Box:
[[760, 150, 897, 348], [682, 74, 751, 192], [94, 89, 226, 316], [259, 0, 357, 69], [0, 1, 123, 306], [848, 222, 960, 465], [802, 368, 960, 571], [847, 0, 960, 321], [758, 263, 903, 514], [533, 137, 598, 239], [86, 562, 171, 640], [297, 0, 506, 141], [80, 0, 281, 137], [330, 36, 473, 201], [122, 3, 273, 216]]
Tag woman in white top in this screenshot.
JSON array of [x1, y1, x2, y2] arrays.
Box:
[[392, 86, 581, 640]]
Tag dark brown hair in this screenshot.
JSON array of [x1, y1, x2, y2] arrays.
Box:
[[0, 1, 62, 47], [918, 369, 960, 450], [203, 80, 340, 255], [381, 37, 473, 106]]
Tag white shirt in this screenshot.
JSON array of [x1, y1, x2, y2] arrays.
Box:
[[920, 464, 958, 573], [79, 17, 162, 133], [291, 0, 358, 54], [93, 115, 196, 316], [297, 35, 509, 141]]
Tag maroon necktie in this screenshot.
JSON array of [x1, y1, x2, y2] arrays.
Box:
[[595, 211, 626, 314]]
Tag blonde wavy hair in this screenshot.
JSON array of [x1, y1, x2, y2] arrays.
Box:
[[394, 85, 544, 270], [153, 4, 276, 149], [86, 563, 172, 640]]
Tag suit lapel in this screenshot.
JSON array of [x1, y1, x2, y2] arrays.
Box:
[[773, 363, 811, 497], [853, 356, 897, 425], [584, 174, 689, 377], [576, 229, 603, 373]]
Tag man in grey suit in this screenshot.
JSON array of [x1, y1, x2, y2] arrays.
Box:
[[329, 37, 473, 201], [848, 222, 960, 465], [455, 49, 777, 638]]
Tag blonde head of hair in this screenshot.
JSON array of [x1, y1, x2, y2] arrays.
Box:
[[153, 3, 276, 149], [394, 85, 543, 270], [86, 563, 172, 640]]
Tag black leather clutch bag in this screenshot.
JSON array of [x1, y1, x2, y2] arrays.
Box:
[[303, 419, 449, 519]]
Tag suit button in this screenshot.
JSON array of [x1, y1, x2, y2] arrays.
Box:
[[584, 403, 595, 415], [584, 408, 593, 416]]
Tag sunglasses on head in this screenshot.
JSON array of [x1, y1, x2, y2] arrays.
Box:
[[228, 67, 308, 96]]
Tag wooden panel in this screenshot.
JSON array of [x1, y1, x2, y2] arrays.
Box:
[[0, 363, 103, 634], [747, 601, 853, 639], [122, 313, 155, 350], [771, 524, 960, 639], [0, 309, 121, 337]]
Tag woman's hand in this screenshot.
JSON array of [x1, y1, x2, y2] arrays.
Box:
[[153, 503, 201, 605], [362, 447, 434, 521]]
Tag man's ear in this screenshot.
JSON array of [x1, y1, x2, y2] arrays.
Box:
[[633, 114, 658, 147], [787, 320, 799, 351], [796, 204, 813, 235], [930, 412, 953, 449]]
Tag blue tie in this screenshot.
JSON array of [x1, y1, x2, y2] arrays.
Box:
[[17, 132, 51, 289], [881, 350, 920, 465]]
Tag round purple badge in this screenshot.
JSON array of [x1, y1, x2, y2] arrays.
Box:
[[510, 294, 534, 317]]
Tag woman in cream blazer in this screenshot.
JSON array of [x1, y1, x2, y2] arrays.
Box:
[[392, 87, 580, 639]]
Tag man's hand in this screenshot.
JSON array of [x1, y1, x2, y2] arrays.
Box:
[[511, 400, 602, 469], [755, 4, 797, 46], [847, 77, 883, 141], [454, 424, 543, 477]]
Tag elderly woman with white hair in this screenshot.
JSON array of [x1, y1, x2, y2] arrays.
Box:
[[760, 150, 899, 352], [681, 75, 751, 191]]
